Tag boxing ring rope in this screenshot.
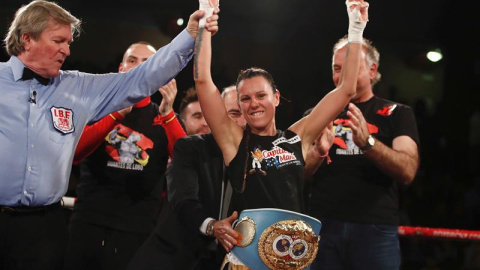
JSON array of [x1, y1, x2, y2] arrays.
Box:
[[61, 197, 480, 241], [398, 226, 480, 241]]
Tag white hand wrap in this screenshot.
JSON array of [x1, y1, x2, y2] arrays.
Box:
[[199, 0, 218, 28], [346, 0, 369, 43]]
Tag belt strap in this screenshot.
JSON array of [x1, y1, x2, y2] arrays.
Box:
[[0, 201, 61, 215]]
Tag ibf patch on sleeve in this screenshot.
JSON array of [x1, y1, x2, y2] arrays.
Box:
[[50, 107, 75, 134]]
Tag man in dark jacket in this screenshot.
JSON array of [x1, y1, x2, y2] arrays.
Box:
[[127, 86, 245, 270]]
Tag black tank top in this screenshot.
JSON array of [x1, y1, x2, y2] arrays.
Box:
[[227, 128, 305, 215]]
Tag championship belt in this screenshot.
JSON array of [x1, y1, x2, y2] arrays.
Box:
[[231, 208, 321, 270]]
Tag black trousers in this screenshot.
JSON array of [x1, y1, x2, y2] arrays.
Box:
[[64, 220, 150, 270], [0, 203, 67, 270], [126, 204, 224, 270]]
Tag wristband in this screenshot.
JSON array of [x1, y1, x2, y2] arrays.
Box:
[[109, 113, 117, 122], [160, 110, 174, 119], [109, 111, 125, 122], [313, 147, 331, 164], [163, 114, 176, 125]]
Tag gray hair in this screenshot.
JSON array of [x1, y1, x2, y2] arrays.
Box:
[[333, 36, 381, 85], [221, 85, 237, 100], [4, 0, 81, 56]]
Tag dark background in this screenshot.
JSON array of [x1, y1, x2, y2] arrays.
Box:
[[1, 0, 479, 269]]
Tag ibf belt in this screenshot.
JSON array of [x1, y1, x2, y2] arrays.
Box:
[[232, 208, 321, 270]]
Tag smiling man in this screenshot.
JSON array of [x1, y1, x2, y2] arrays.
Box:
[[0, 1, 219, 269]]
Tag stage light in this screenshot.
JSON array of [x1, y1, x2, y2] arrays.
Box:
[[427, 49, 443, 63], [177, 18, 184, 26]]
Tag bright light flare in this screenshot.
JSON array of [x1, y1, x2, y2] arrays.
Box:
[[426, 50, 443, 63], [177, 18, 184, 26]]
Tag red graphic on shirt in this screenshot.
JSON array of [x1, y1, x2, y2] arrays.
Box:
[[377, 105, 397, 116], [332, 119, 378, 150], [105, 124, 153, 166]]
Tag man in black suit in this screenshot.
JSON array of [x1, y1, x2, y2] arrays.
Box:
[[127, 86, 245, 270]]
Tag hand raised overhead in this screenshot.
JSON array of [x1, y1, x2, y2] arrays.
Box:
[[346, 0, 369, 42], [187, 7, 220, 39], [198, 0, 220, 28]]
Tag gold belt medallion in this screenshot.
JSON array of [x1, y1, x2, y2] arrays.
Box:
[[257, 220, 320, 270]]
